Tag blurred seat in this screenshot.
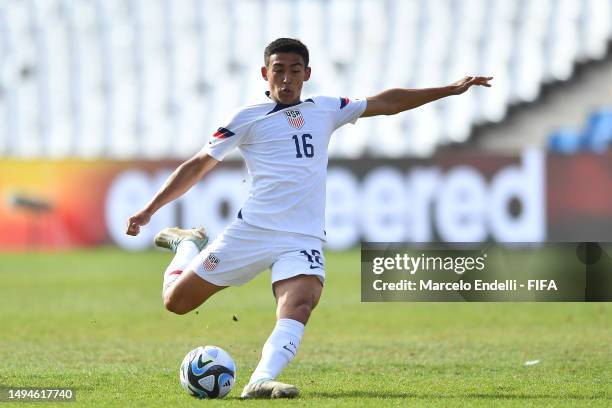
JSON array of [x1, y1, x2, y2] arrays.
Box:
[[545, 0, 580, 82], [548, 128, 582, 154], [384, 0, 419, 87], [579, 0, 611, 60], [583, 110, 612, 153], [548, 109, 612, 153], [510, 0, 550, 103]]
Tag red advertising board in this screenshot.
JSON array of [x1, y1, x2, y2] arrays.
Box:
[[1, 150, 611, 250]]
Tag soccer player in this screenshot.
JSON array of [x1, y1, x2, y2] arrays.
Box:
[[126, 38, 492, 399]]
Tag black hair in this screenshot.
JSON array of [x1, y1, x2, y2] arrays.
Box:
[[264, 38, 309, 67]]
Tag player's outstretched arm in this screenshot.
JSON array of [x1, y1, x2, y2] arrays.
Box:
[[125, 152, 219, 236], [362, 76, 492, 117]]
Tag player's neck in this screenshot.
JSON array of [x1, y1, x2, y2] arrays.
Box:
[[275, 99, 301, 107], [265, 91, 301, 106]]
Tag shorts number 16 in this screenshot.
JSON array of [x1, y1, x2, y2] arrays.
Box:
[[300, 249, 323, 266]]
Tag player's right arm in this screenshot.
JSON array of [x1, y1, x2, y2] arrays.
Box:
[[126, 106, 250, 236], [126, 151, 219, 236]]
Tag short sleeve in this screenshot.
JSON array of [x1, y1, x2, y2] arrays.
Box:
[[315, 96, 368, 130], [202, 110, 249, 161], [335, 97, 367, 128]]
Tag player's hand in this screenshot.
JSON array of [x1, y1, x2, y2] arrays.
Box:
[[449, 76, 493, 95], [126, 209, 152, 236]]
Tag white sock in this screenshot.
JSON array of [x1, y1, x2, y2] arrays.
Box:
[[248, 318, 305, 384], [162, 241, 199, 292]]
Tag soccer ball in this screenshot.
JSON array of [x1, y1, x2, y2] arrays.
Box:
[[179, 345, 236, 399]]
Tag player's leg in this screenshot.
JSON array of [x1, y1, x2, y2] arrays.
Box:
[[155, 227, 227, 314], [242, 275, 323, 399], [163, 269, 226, 315], [274, 274, 323, 323], [159, 220, 278, 315], [242, 236, 325, 399]]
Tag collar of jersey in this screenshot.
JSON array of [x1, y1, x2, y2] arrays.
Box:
[[265, 92, 314, 115]]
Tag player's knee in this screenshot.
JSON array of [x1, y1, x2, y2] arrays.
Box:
[[163, 290, 189, 315]]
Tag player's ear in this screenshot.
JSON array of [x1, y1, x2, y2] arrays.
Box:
[[304, 66, 311, 82], [261, 66, 268, 81]]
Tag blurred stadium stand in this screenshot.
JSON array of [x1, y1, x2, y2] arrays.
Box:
[[0, 0, 611, 159]]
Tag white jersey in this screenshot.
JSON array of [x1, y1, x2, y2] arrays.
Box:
[[203, 95, 367, 240]]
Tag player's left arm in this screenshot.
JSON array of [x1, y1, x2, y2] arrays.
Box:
[[362, 76, 493, 117]]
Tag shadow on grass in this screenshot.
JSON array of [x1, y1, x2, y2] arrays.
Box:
[[309, 391, 609, 400]]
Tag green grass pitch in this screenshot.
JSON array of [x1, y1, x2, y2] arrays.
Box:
[[0, 248, 610, 407]]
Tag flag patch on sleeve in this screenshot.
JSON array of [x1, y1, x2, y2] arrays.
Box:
[[213, 127, 235, 139], [339, 97, 350, 109]]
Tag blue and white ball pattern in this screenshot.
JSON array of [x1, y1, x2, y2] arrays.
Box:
[[179, 346, 236, 399]]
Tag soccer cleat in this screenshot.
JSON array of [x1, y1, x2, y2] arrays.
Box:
[[154, 227, 209, 253], [240, 379, 299, 399]]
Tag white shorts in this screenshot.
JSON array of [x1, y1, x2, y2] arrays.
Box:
[[187, 219, 325, 287]]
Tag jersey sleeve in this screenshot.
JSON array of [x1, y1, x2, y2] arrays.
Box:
[[316, 96, 368, 130], [202, 109, 250, 161]]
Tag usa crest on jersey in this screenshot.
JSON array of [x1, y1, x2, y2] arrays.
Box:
[[203, 254, 220, 271], [285, 109, 304, 129]]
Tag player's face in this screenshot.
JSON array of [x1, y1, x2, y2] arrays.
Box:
[[261, 53, 311, 104]]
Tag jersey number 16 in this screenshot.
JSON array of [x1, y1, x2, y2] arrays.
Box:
[[292, 134, 314, 158]]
